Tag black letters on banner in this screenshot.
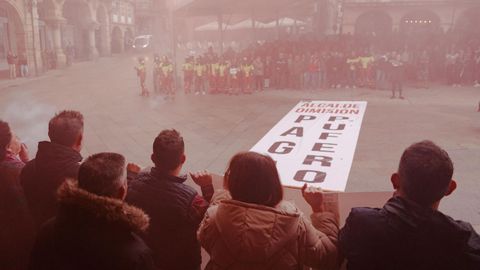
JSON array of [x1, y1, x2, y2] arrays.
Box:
[[328, 116, 349, 122], [294, 170, 326, 183], [295, 115, 316, 123], [312, 143, 337, 153], [281, 127, 303, 137], [323, 123, 346, 130], [318, 132, 341, 140], [303, 155, 332, 166], [268, 141, 295, 154]]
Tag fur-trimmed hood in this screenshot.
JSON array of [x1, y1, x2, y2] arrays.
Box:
[[57, 181, 149, 233]]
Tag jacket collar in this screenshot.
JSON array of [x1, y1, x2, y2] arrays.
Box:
[[383, 196, 471, 242], [384, 196, 435, 227], [150, 167, 187, 184], [57, 181, 149, 232], [36, 141, 82, 166]]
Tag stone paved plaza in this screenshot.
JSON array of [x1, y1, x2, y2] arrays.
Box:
[[1, 55, 479, 227]]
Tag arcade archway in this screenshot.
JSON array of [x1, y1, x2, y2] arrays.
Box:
[[95, 5, 109, 55], [124, 28, 133, 52], [455, 8, 480, 47], [111, 26, 123, 53], [63, 0, 92, 60], [0, 1, 25, 71], [354, 10, 393, 51], [400, 10, 441, 48], [355, 10, 393, 37]]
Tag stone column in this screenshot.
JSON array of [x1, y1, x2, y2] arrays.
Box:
[[25, 0, 44, 75], [46, 18, 67, 67], [87, 22, 99, 59], [100, 24, 111, 56], [390, 12, 403, 34], [217, 14, 224, 54], [311, 0, 335, 36]]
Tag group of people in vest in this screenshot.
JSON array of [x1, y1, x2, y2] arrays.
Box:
[[183, 54, 257, 95], [153, 55, 175, 99], [134, 55, 175, 99]]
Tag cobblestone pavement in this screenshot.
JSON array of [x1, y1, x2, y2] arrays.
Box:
[[1, 55, 479, 227]]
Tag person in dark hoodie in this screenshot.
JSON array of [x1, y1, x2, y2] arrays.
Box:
[[29, 152, 156, 270], [339, 140, 480, 270], [21, 110, 83, 229], [0, 120, 35, 270]]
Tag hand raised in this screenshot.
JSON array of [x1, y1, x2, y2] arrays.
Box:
[[301, 184, 325, 213], [19, 143, 29, 163], [190, 170, 213, 188]]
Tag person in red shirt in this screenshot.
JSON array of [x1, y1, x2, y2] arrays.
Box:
[[7, 51, 18, 79]]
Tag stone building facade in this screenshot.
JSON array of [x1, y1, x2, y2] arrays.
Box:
[[1, 0, 136, 78], [338, 0, 480, 37], [1, 0, 42, 77]]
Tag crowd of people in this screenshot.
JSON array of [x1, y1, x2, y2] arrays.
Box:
[[137, 35, 480, 100], [1, 110, 479, 270], [5, 43, 76, 79]]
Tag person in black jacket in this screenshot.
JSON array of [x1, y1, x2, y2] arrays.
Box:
[[29, 152, 156, 270], [126, 129, 214, 270], [389, 53, 405, 99], [0, 120, 34, 270], [21, 110, 84, 229], [339, 140, 480, 270]]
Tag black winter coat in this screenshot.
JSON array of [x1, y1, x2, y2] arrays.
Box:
[[29, 181, 156, 270], [0, 155, 35, 270], [339, 196, 480, 270], [126, 168, 202, 270], [20, 141, 82, 228]]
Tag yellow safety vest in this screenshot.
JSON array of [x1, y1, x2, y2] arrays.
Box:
[[195, 64, 205, 76], [218, 64, 228, 77], [211, 63, 220, 76], [242, 64, 254, 77], [161, 63, 173, 76], [183, 63, 194, 71]]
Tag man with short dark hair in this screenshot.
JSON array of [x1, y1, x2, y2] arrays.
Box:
[[127, 129, 214, 270], [339, 140, 480, 269], [21, 110, 84, 228], [29, 152, 156, 270]]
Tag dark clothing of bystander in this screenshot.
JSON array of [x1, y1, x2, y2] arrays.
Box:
[[389, 59, 404, 97], [274, 58, 288, 89], [0, 153, 35, 270], [339, 196, 480, 270], [126, 167, 214, 270], [29, 181, 156, 270], [7, 52, 18, 65], [20, 141, 82, 229]]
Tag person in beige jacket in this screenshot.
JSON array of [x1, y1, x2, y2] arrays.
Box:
[[197, 151, 339, 270]]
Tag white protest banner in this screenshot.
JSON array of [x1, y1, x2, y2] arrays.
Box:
[[209, 174, 392, 227], [250, 100, 367, 191]]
